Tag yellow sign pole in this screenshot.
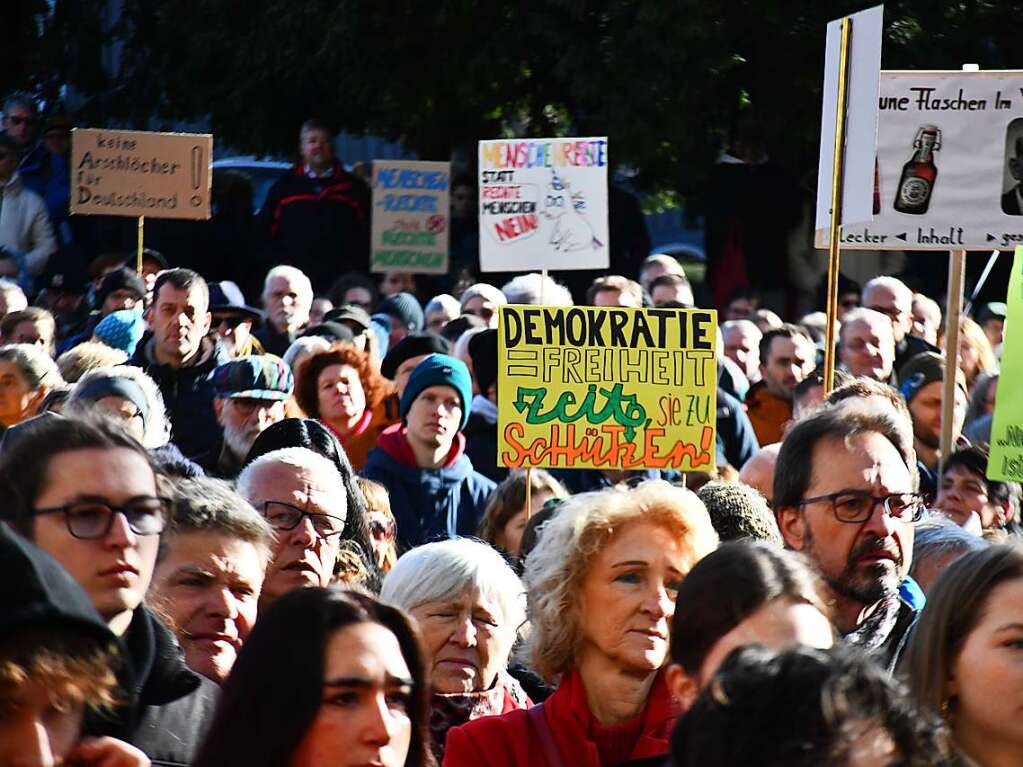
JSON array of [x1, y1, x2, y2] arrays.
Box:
[[822, 16, 853, 395], [136, 216, 145, 275]]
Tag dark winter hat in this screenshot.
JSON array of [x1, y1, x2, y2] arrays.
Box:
[[696, 481, 782, 545], [399, 354, 472, 430], [380, 333, 451, 380], [208, 280, 263, 323], [468, 329, 498, 396], [378, 292, 424, 334], [898, 351, 966, 404], [214, 355, 293, 400], [325, 304, 372, 332], [300, 321, 354, 344], [976, 302, 1007, 324], [0, 522, 117, 648], [74, 374, 150, 429], [96, 266, 146, 307], [42, 248, 90, 295]]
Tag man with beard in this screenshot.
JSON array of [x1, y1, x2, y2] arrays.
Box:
[[898, 352, 968, 501], [253, 265, 313, 356], [201, 356, 293, 478], [773, 398, 923, 671]]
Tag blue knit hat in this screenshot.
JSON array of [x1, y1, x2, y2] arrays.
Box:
[[399, 354, 472, 430], [94, 309, 146, 356], [378, 292, 425, 333]]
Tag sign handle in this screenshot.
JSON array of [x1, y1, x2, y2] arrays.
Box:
[[940, 248, 967, 473], [822, 15, 853, 395], [136, 216, 145, 275]]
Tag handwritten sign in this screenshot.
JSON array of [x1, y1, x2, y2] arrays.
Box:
[[478, 137, 609, 271], [71, 128, 212, 220], [988, 247, 1023, 480], [371, 160, 449, 274], [497, 305, 717, 471], [817, 71, 1023, 250]]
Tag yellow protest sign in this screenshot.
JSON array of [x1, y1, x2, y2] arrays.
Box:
[[71, 128, 212, 220], [497, 305, 718, 471], [988, 247, 1023, 480]]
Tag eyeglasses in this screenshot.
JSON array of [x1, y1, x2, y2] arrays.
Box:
[[866, 304, 904, 321], [4, 115, 37, 127], [840, 299, 859, 309], [798, 491, 924, 524], [465, 306, 495, 321], [228, 397, 280, 416], [214, 315, 249, 329], [32, 497, 171, 539], [259, 501, 346, 538]]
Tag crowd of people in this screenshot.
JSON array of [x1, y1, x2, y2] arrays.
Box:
[[1, 94, 1021, 767]]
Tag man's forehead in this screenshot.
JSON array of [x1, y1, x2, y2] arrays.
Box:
[[809, 433, 910, 487], [248, 461, 345, 503]]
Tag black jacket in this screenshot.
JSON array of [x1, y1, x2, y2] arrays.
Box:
[[463, 411, 508, 484], [260, 161, 371, 293], [87, 606, 219, 767], [128, 335, 229, 460]]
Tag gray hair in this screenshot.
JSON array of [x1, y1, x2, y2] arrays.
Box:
[[425, 293, 461, 318], [262, 265, 313, 302], [500, 273, 574, 307], [459, 283, 506, 310], [65, 365, 170, 449], [910, 516, 989, 585], [863, 275, 912, 305], [169, 477, 274, 564], [236, 446, 345, 517], [721, 319, 762, 339], [282, 335, 331, 372], [381, 537, 526, 632], [838, 307, 893, 343], [0, 344, 63, 390]]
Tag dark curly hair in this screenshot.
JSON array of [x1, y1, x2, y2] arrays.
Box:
[[671, 644, 962, 767], [294, 343, 393, 420]]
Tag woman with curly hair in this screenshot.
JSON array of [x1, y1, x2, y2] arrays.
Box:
[[295, 343, 397, 470]]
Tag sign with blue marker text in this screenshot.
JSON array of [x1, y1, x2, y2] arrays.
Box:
[[371, 160, 450, 274]]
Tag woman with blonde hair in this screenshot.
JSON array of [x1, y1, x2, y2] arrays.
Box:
[[357, 476, 398, 574], [0, 343, 63, 430], [943, 316, 997, 392], [444, 480, 718, 767]]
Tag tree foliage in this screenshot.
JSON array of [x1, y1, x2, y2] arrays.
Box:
[[15, 0, 1023, 201]]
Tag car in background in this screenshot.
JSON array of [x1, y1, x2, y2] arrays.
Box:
[[212, 157, 291, 214]]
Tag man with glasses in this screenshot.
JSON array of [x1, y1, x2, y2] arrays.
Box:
[[0, 415, 217, 764], [204, 355, 292, 479], [774, 398, 922, 671], [208, 280, 266, 357], [236, 446, 348, 607], [862, 275, 938, 373], [2, 93, 48, 197]]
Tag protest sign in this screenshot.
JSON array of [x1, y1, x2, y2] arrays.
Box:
[[478, 137, 609, 271], [71, 128, 212, 220], [371, 160, 450, 274], [987, 246, 1023, 481], [814, 4, 883, 232], [817, 70, 1023, 250], [497, 305, 717, 471]]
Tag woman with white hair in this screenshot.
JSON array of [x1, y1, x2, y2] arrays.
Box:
[[0, 343, 63, 430], [65, 365, 170, 448], [459, 283, 506, 328], [381, 537, 529, 762], [443, 480, 718, 767]]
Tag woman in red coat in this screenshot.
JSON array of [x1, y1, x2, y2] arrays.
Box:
[[443, 480, 719, 767]]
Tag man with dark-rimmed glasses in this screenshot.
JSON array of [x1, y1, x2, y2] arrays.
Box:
[[236, 446, 348, 608], [773, 397, 923, 671], [0, 414, 218, 765]]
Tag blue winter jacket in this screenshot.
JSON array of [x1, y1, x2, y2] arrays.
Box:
[[362, 426, 496, 551]]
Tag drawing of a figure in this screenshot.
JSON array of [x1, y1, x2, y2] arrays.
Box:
[[544, 170, 603, 252]]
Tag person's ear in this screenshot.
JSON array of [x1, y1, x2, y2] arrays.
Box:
[[212, 397, 225, 425], [996, 500, 1013, 528], [776, 506, 807, 551], [201, 311, 212, 336], [665, 663, 700, 713]]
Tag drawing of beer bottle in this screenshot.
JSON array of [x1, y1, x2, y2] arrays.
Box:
[[894, 125, 940, 215]]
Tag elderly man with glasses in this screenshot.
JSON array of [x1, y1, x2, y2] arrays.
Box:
[[235, 446, 348, 608], [773, 397, 923, 672], [0, 415, 218, 766]]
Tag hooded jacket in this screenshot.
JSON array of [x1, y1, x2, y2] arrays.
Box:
[[128, 334, 229, 459], [362, 423, 496, 550]]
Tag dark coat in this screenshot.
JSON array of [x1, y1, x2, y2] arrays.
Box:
[[361, 426, 496, 550], [463, 411, 508, 484], [716, 386, 760, 469], [127, 335, 229, 460], [259, 161, 371, 293], [86, 607, 219, 767]]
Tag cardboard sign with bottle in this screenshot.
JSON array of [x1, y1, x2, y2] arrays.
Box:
[[816, 70, 1023, 251]]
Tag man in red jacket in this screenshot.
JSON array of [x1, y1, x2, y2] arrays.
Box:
[[260, 119, 370, 293]]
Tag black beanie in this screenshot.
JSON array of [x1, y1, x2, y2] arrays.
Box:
[[96, 266, 146, 307], [381, 333, 451, 380], [469, 329, 498, 395]]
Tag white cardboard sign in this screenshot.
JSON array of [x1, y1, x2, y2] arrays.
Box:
[[477, 137, 609, 271], [818, 70, 1023, 250]]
